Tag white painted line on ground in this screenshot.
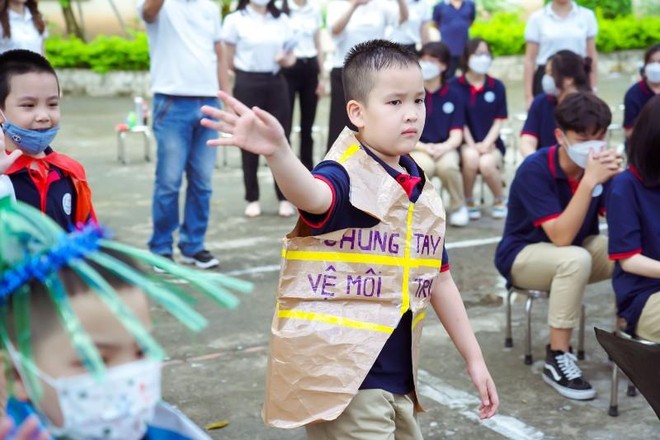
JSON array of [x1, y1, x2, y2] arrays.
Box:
[[418, 369, 545, 440], [224, 235, 504, 276]]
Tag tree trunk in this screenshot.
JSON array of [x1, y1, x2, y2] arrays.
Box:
[[60, 3, 85, 41]]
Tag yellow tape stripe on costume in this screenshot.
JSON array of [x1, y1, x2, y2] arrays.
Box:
[[281, 249, 441, 268], [412, 310, 426, 329], [278, 309, 394, 334], [401, 204, 415, 314], [337, 144, 361, 164]]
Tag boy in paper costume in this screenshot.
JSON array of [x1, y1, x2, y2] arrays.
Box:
[[0, 196, 251, 439], [201, 39, 498, 438]]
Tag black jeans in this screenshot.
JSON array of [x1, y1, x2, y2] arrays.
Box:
[[233, 70, 291, 202], [326, 67, 356, 151], [283, 56, 320, 170]]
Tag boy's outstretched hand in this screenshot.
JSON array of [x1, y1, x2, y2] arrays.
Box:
[[468, 360, 499, 419], [200, 90, 289, 157], [0, 415, 51, 440], [0, 147, 22, 175]]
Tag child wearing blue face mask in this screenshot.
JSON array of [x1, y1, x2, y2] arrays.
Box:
[[0, 49, 95, 231], [495, 92, 622, 401]]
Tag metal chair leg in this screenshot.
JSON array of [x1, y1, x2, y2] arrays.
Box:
[[626, 382, 637, 397], [505, 288, 513, 348], [524, 296, 534, 365], [609, 364, 619, 416], [577, 304, 585, 360]]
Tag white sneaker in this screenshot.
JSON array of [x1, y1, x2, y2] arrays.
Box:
[[245, 201, 261, 218], [467, 203, 481, 220], [449, 206, 469, 227], [278, 201, 295, 217], [492, 200, 508, 219]]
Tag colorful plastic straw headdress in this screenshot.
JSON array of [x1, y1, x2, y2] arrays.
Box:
[[0, 196, 252, 399]]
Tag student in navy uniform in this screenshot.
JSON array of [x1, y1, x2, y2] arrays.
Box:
[[282, 0, 324, 171], [606, 95, 660, 343], [410, 42, 468, 227], [520, 50, 592, 158], [452, 38, 507, 220], [432, 0, 476, 79], [495, 92, 621, 401], [623, 44, 660, 139], [0, 49, 95, 231], [222, 0, 296, 218]]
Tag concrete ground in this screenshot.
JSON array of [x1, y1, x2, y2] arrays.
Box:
[[54, 74, 658, 439]]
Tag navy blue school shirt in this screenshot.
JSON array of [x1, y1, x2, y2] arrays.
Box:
[[521, 93, 558, 150], [420, 83, 465, 143], [300, 145, 450, 395], [9, 147, 77, 231], [432, 0, 476, 57], [606, 167, 660, 335], [495, 145, 605, 284], [452, 74, 508, 154], [623, 80, 657, 130]]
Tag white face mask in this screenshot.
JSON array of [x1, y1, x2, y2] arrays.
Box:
[[542, 74, 558, 96], [419, 60, 441, 81], [31, 359, 162, 440], [468, 54, 492, 74], [645, 62, 660, 83], [563, 134, 606, 196], [250, 0, 270, 6]]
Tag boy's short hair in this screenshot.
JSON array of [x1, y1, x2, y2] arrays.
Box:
[[419, 41, 451, 83], [342, 39, 419, 104], [0, 49, 59, 108], [628, 95, 660, 186], [554, 92, 611, 136]]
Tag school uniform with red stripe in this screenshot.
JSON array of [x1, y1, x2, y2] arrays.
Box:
[[606, 167, 660, 335], [4, 147, 96, 230], [495, 145, 606, 285]]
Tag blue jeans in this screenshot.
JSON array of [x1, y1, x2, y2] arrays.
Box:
[[148, 94, 218, 257]]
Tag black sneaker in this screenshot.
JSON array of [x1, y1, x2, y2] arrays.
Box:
[[180, 250, 219, 269], [542, 346, 596, 400], [153, 254, 174, 273]]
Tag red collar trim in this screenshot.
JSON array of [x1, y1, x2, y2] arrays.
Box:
[[548, 145, 558, 178], [395, 173, 422, 198], [640, 80, 655, 96], [629, 165, 643, 182]]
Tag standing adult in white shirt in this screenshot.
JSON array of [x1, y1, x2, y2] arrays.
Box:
[[282, 0, 324, 170], [139, 0, 230, 270], [523, 0, 598, 110], [325, 0, 408, 151], [0, 0, 46, 54], [222, 0, 296, 218], [388, 0, 432, 53]]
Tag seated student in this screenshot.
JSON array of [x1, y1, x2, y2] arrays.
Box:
[[495, 92, 622, 401], [410, 41, 467, 227], [607, 95, 660, 343], [452, 38, 507, 220], [520, 50, 592, 157], [623, 44, 660, 139], [0, 198, 251, 439], [0, 49, 95, 230], [201, 39, 498, 437]]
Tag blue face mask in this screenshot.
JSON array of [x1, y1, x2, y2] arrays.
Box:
[[1, 115, 59, 156]]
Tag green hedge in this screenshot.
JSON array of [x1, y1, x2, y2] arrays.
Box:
[[471, 12, 660, 57], [45, 11, 659, 72], [46, 32, 149, 73]]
